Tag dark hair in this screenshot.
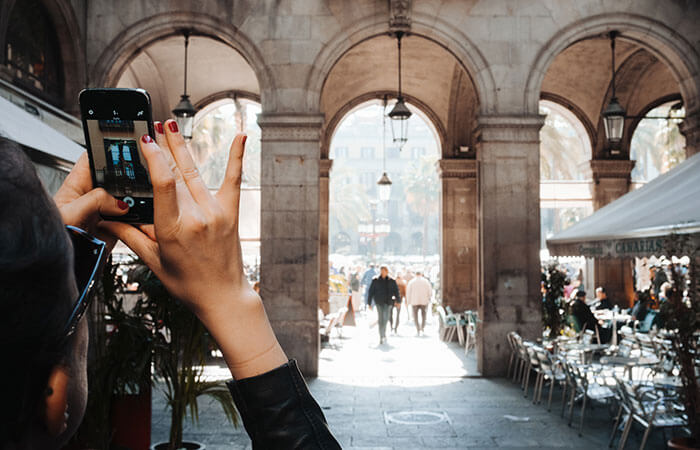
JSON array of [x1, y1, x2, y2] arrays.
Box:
[[575, 289, 586, 297], [0, 139, 74, 442]]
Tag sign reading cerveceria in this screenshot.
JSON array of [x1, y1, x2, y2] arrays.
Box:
[[577, 238, 665, 258]]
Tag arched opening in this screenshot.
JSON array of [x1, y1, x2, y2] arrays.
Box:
[[630, 101, 686, 185], [4, 0, 64, 106], [317, 31, 480, 379], [535, 25, 692, 309], [114, 34, 262, 282]]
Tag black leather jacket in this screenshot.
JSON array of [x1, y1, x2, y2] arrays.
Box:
[[226, 360, 341, 449], [367, 275, 400, 306]]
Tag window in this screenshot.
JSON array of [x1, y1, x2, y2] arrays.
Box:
[[387, 147, 401, 159], [411, 147, 426, 159], [333, 146, 349, 158], [5, 0, 63, 105], [360, 146, 375, 159]]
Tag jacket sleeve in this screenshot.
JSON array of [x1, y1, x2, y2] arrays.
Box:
[[367, 279, 375, 305], [391, 280, 401, 303], [227, 360, 341, 450]]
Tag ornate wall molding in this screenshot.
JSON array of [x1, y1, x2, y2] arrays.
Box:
[[589, 159, 636, 180], [258, 113, 324, 142], [438, 159, 477, 179], [389, 0, 412, 31], [319, 158, 333, 178], [475, 114, 546, 143]]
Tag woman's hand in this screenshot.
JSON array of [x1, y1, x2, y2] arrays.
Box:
[[54, 152, 129, 247], [103, 120, 286, 379]]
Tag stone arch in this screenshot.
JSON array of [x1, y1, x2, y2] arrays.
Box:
[[0, 0, 85, 112], [91, 12, 276, 110], [321, 91, 447, 159], [305, 12, 496, 114], [626, 93, 683, 145], [193, 89, 261, 111], [540, 92, 597, 152], [525, 13, 700, 117]]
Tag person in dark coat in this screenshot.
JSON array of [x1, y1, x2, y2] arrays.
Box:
[[367, 266, 400, 344]]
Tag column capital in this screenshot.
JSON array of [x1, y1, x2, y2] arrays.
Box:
[[437, 158, 477, 179], [258, 113, 324, 142], [589, 159, 636, 181], [475, 114, 546, 143], [319, 158, 333, 178]]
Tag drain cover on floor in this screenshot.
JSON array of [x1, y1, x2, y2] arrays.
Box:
[[384, 410, 451, 425]]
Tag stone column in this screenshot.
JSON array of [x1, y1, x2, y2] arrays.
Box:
[[258, 113, 324, 377], [319, 158, 333, 315], [589, 160, 636, 211], [680, 110, 700, 157], [589, 159, 636, 307], [476, 115, 544, 377], [438, 159, 478, 312]]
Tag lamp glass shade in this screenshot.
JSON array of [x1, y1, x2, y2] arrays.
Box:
[[602, 97, 625, 144], [388, 97, 411, 146], [172, 94, 197, 140], [377, 172, 392, 201]]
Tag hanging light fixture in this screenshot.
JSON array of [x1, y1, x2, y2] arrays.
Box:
[[172, 30, 197, 140], [378, 96, 392, 202], [602, 31, 625, 148], [388, 31, 411, 147]]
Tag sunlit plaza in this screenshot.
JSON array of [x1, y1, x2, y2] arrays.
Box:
[[1, 0, 699, 449]]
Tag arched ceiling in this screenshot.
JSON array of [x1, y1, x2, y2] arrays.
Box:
[[541, 36, 682, 156], [320, 34, 478, 144], [117, 35, 259, 121]]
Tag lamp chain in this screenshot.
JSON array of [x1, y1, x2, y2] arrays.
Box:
[[610, 31, 616, 99], [183, 31, 190, 97]]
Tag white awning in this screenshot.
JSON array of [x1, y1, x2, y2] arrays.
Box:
[[547, 151, 700, 258], [0, 95, 84, 164]]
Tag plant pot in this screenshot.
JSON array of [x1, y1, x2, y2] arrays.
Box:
[[668, 437, 700, 450], [111, 388, 151, 450], [151, 442, 205, 450]]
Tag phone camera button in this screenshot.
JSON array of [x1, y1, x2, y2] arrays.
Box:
[[123, 196, 135, 207]]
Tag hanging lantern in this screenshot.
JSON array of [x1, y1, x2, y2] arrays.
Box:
[[172, 30, 197, 140], [377, 172, 392, 201], [602, 31, 626, 147], [389, 31, 411, 147]]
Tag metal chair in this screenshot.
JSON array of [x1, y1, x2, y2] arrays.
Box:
[[611, 379, 686, 450], [561, 358, 615, 435], [464, 310, 477, 355], [532, 346, 566, 411]]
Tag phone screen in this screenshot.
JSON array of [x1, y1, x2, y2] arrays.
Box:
[[80, 89, 154, 223]]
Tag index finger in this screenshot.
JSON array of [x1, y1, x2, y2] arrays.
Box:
[[138, 135, 179, 226]]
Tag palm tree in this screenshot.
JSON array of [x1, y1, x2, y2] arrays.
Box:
[[402, 155, 439, 257], [329, 165, 370, 241]]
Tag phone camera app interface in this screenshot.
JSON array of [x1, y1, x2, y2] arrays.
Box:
[[86, 118, 152, 198]]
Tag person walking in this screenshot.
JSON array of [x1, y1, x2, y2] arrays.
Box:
[[361, 264, 378, 308], [406, 271, 432, 335], [367, 266, 400, 344], [391, 272, 407, 334]]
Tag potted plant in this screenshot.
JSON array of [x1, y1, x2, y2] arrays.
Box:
[[134, 266, 238, 450], [659, 237, 699, 449], [66, 255, 157, 450], [542, 263, 567, 339]]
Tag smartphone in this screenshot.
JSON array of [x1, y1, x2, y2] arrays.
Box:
[[79, 88, 154, 223]]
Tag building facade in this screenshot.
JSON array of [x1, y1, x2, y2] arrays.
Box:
[[2, 0, 699, 376]]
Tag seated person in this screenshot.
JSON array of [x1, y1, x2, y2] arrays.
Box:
[[570, 290, 612, 343], [630, 290, 650, 323], [594, 287, 613, 310], [570, 290, 598, 332], [0, 127, 340, 448]]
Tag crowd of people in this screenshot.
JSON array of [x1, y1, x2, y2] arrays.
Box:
[[329, 262, 439, 344], [549, 261, 681, 344]]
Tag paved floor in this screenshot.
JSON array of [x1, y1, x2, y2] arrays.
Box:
[[151, 310, 669, 449]]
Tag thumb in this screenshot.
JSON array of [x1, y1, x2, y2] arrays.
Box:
[[62, 188, 129, 226]]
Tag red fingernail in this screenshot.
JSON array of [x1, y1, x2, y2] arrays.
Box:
[[168, 121, 179, 133], [242, 135, 247, 146], [154, 121, 163, 134], [141, 134, 153, 144], [117, 200, 129, 210]]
